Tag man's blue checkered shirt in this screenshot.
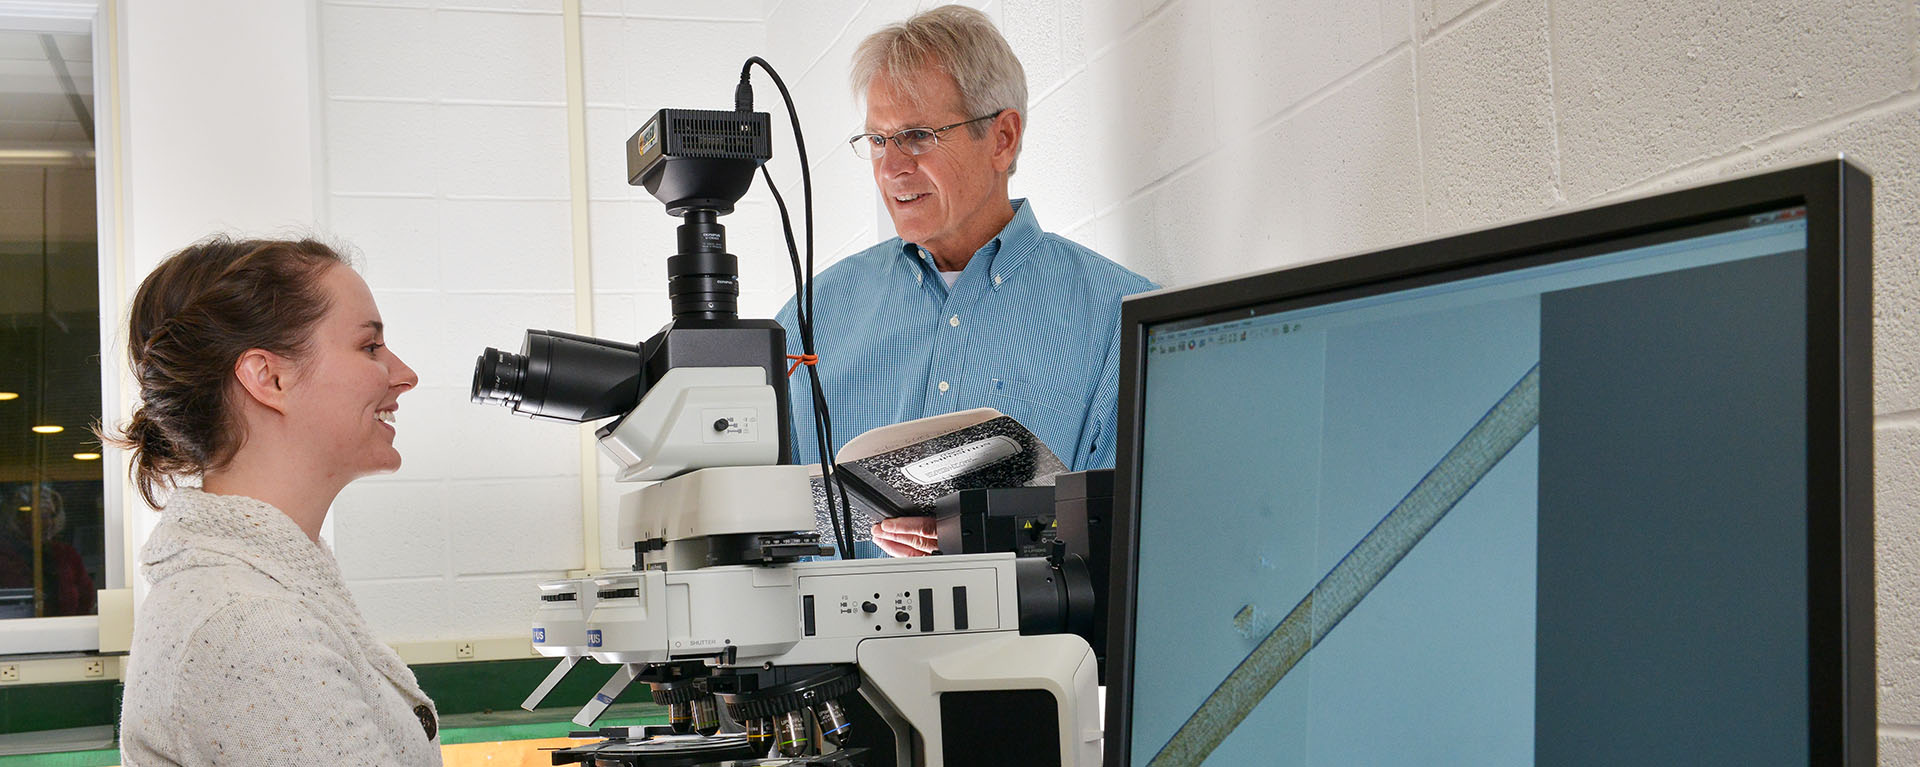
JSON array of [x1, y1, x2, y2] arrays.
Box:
[[776, 199, 1158, 472]]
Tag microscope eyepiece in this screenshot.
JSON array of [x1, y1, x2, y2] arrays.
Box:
[[470, 347, 527, 406], [468, 330, 645, 423]]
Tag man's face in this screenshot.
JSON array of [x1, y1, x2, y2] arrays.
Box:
[[865, 66, 1016, 259]]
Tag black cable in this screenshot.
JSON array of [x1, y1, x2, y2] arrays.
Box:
[[742, 56, 860, 560], [739, 63, 839, 556], [757, 163, 846, 558]]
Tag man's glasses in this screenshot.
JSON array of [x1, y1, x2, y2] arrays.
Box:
[[848, 112, 1001, 160]]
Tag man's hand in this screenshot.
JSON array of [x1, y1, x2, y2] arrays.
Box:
[[871, 516, 939, 557]]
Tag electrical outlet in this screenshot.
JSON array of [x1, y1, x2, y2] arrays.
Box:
[[455, 641, 475, 660], [0, 664, 16, 682], [83, 660, 104, 678]]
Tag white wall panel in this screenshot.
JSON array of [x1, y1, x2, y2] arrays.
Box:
[[436, 199, 573, 291], [1551, 0, 1917, 202], [1083, 1, 1213, 212], [448, 477, 584, 575], [1877, 422, 1920, 725], [331, 480, 449, 581], [320, 3, 436, 99], [326, 101, 440, 194], [1416, 0, 1558, 232], [1208, 0, 1409, 135], [329, 196, 444, 290]]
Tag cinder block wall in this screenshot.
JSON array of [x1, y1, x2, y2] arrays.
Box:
[[317, 0, 1918, 756], [319, 0, 581, 643]]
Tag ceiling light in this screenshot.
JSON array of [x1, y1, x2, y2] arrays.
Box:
[[73, 452, 100, 461], [0, 148, 95, 167], [0, 392, 17, 401], [31, 425, 63, 434]]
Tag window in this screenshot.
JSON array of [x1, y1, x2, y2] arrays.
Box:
[[0, 1, 114, 654]]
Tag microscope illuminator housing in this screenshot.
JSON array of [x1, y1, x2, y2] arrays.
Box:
[[598, 367, 781, 481]]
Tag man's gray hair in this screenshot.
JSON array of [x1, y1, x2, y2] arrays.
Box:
[[850, 5, 1028, 174]]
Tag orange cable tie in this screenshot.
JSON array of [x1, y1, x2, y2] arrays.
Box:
[[786, 353, 818, 377]]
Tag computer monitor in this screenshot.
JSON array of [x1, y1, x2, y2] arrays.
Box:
[[1106, 160, 1873, 766]]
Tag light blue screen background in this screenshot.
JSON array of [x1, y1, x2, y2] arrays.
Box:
[[1129, 214, 1807, 766]]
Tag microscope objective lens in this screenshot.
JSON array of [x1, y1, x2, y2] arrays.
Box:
[[814, 700, 852, 747], [773, 709, 812, 757], [692, 696, 721, 737], [666, 701, 693, 734], [747, 718, 774, 751]]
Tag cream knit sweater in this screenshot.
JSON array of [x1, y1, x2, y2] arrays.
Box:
[[119, 488, 442, 766]]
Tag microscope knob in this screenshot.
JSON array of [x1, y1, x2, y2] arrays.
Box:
[[861, 601, 878, 614], [894, 610, 911, 623]]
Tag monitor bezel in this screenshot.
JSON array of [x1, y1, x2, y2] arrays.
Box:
[[1106, 159, 1873, 766]]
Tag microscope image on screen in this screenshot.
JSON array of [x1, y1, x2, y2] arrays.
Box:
[[1130, 205, 1820, 767]]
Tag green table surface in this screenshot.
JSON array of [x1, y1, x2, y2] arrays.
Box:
[[0, 703, 671, 766]]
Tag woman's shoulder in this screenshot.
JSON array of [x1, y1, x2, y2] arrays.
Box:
[[142, 550, 300, 612], [125, 575, 342, 691], [133, 561, 346, 665]]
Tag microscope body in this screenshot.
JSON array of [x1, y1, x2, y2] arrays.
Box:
[[483, 104, 1099, 766], [518, 387, 1101, 765], [529, 411, 1098, 765], [538, 553, 1100, 766]]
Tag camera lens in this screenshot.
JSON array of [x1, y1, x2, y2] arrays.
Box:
[[669, 256, 739, 319], [670, 210, 739, 320], [470, 347, 526, 406]]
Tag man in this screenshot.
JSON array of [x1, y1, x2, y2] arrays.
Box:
[[776, 5, 1156, 557]]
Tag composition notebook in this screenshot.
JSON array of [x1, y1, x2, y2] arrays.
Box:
[[809, 408, 1067, 548]]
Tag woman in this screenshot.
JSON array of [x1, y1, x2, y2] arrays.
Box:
[[109, 237, 438, 766]]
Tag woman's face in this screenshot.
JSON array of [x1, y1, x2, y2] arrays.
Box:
[[283, 264, 418, 481]]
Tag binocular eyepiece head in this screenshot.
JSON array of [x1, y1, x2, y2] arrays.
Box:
[[469, 331, 644, 423]]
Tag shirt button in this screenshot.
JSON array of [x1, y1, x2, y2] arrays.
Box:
[[949, 314, 960, 327], [993, 274, 1002, 286], [415, 704, 437, 740], [938, 380, 950, 393]]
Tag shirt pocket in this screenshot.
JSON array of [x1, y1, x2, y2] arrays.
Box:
[[984, 376, 1086, 464]]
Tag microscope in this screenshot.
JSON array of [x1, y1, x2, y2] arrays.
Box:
[[471, 85, 1101, 767]]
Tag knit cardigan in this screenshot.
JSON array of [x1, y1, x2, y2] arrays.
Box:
[[119, 488, 442, 766]]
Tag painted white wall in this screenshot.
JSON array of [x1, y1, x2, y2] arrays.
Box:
[[123, 0, 1918, 757], [123, 0, 321, 274], [315, 0, 585, 642], [119, 0, 324, 604]]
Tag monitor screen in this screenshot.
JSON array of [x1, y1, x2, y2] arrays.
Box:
[[1109, 161, 1873, 766]]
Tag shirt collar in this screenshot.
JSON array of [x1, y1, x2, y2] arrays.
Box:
[[141, 487, 343, 594], [898, 198, 1043, 291]]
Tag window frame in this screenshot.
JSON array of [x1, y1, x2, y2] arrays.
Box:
[[0, 0, 124, 657]]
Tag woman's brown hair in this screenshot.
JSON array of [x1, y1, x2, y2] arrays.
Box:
[[100, 236, 348, 507]]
